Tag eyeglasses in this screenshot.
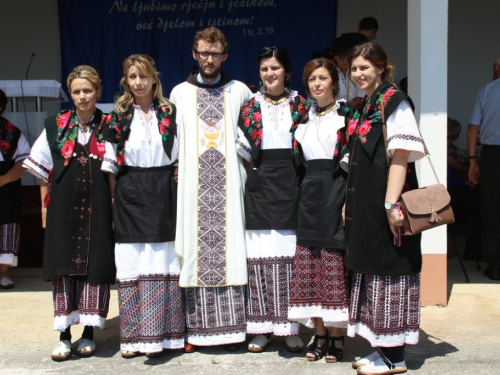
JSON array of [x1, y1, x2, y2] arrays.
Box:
[[195, 50, 224, 61]]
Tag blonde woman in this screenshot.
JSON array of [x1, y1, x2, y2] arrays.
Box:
[[24, 66, 115, 361], [101, 54, 184, 358]]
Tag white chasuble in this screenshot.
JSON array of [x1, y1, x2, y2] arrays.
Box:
[[170, 79, 252, 287]]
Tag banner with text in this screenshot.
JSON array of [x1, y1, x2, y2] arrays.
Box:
[[58, 0, 337, 104]]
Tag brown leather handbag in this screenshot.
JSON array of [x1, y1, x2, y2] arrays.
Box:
[[399, 183, 455, 235], [381, 99, 454, 236]]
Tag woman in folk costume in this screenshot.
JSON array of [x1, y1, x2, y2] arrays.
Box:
[[343, 42, 425, 375], [101, 54, 184, 359], [0, 89, 30, 289], [287, 58, 349, 363], [236, 46, 309, 353], [23, 66, 115, 361]]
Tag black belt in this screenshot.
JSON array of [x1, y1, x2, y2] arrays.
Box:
[[482, 144, 500, 149], [123, 165, 174, 173]]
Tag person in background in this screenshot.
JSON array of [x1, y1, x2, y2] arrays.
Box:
[[330, 36, 365, 108], [447, 118, 470, 187], [101, 54, 184, 358], [288, 58, 349, 364], [447, 117, 481, 261], [170, 27, 252, 353], [399, 77, 408, 95], [358, 17, 379, 41], [0, 89, 30, 290], [340, 16, 378, 49], [23, 66, 115, 361], [344, 42, 425, 375], [236, 46, 309, 353], [468, 56, 500, 280]]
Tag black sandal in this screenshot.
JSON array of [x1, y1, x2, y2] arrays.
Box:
[[325, 335, 344, 363], [306, 334, 328, 361]]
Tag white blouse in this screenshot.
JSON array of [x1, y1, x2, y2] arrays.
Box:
[[385, 100, 425, 163], [340, 99, 425, 172], [0, 133, 31, 164], [294, 101, 345, 161], [23, 128, 92, 182], [236, 90, 296, 163], [101, 105, 180, 175]]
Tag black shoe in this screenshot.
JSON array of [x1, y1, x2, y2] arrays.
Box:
[[484, 268, 500, 281]]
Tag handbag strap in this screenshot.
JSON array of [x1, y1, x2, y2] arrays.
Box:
[[380, 94, 440, 184]]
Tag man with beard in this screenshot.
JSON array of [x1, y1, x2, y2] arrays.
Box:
[[170, 27, 252, 352]]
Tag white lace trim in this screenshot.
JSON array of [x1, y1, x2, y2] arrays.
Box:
[[187, 331, 245, 347], [347, 322, 419, 347], [288, 305, 349, 328], [120, 337, 185, 353], [247, 320, 299, 336], [53, 311, 106, 331]]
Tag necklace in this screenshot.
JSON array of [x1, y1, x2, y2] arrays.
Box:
[[262, 92, 289, 130], [316, 102, 336, 116], [263, 91, 288, 105], [315, 103, 337, 142], [76, 114, 95, 144], [76, 117, 94, 133]]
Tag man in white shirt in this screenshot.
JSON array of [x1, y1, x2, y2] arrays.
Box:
[[468, 57, 500, 280]]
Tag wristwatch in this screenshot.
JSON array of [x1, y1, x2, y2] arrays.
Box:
[[384, 201, 397, 212]]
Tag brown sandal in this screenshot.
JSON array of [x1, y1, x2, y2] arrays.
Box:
[[306, 334, 328, 361]]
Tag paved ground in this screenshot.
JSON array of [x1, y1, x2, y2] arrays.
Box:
[[1, 253, 499, 375]]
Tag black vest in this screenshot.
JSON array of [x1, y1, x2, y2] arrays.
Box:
[[0, 120, 23, 225]]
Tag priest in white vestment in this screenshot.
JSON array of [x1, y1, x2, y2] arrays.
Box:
[[170, 27, 252, 350]]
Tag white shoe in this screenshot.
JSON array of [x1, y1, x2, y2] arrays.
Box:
[[76, 338, 96, 357], [357, 357, 407, 375], [285, 335, 304, 352], [0, 276, 14, 289], [352, 350, 383, 368], [51, 340, 72, 361], [248, 334, 271, 353]]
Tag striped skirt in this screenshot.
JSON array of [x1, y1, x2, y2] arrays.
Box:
[[347, 272, 421, 347], [52, 276, 110, 331], [288, 246, 349, 328], [117, 274, 185, 353], [185, 286, 246, 346]]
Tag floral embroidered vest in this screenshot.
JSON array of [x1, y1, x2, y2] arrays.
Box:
[[102, 100, 177, 175], [238, 94, 310, 160], [45, 108, 107, 182], [0, 116, 21, 163], [345, 82, 414, 162]]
